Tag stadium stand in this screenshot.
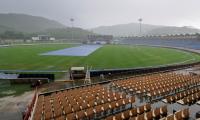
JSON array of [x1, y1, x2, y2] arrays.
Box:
[[31, 71, 200, 120], [120, 39, 200, 50]]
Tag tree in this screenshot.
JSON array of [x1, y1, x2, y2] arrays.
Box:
[[0, 31, 25, 39]]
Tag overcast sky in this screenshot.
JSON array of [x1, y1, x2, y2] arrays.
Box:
[[0, 0, 200, 29]]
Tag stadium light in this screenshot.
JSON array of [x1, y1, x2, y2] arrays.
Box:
[[70, 18, 74, 41], [138, 18, 143, 36]]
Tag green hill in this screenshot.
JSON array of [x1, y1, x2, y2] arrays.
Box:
[[0, 13, 66, 33], [0, 13, 95, 39], [40, 28, 94, 39], [0, 25, 15, 33]]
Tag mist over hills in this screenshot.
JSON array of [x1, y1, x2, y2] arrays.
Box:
[[146, 26, 200, 36], [1, 13, 200, 38], [0, 13, 94, 39], [91, 23, 200, 36]]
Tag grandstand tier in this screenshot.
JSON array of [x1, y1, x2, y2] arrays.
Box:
[[31, 71, 200, 120], [121, 38, 200, 50]]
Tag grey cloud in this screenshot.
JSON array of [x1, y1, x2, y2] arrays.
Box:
[[0, 0, 200, 28]]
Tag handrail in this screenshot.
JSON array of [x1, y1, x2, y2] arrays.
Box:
[[23, 87, 37, 120]]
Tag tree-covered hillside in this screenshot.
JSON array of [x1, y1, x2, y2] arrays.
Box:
[[0, 13, 95, 40]]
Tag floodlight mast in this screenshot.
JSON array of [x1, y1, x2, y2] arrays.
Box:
[[84, 66, 92, 84], [138, 18, 143, 36], [70, 18, 74, 41]]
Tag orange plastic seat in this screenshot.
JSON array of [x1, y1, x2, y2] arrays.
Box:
[[144, 104, 151, 112], [181, 108, 189, 119], [66, 113, 76, 120], [160, 105, 167, 116], [130, 108, 137, 117], [137, 105, 145, 114], [152, 108, 160, 119], [76, 110, 86, 119], [145, 111, 153, 120], [85, 107, 94, 118]]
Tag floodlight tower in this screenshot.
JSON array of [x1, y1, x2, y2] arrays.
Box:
[[138, 18, 143, 36], [70, 18, 74, 41], [84, 66, 92, 85]]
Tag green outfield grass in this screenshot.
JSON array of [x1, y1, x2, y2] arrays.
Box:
[[0, 44, 200, 71], [0, 84, 32, 97]]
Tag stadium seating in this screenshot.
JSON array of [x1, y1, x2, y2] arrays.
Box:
[[105, 103, 154, 120], [163, 87, 200, 103], [161, 108, 189, 120], [111, 72, 200, 101], [33, 84, 135, 120], [32, 71, 200, 120], [177, 91, 200, 105], [121, 39, 200, 50]]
